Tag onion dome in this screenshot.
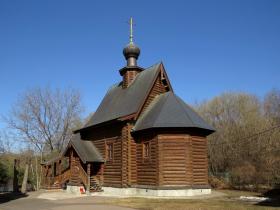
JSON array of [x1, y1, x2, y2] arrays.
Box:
[[123, 42, 140, 60]]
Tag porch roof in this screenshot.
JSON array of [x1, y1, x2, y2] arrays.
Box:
[[41, 134, 104, 165], [67, 134, 104, 163]]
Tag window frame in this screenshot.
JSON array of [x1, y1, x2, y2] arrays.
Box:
[[142, 141, 151, 160], [106, 141, 114, 162]]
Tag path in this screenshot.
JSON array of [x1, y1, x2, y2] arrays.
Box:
[[0, 191, 135, 210]]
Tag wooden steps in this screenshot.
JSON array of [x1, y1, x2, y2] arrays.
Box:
[[89, 176, 103, 192]]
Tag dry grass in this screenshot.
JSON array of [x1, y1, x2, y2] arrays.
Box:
[[94, 190, 279, 210]]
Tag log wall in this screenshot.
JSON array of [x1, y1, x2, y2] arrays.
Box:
[[83, 127, 209, 188], [157, 134, 191, 186], [121, 125, 128, 186], [123, 70, 139, 88], [130, 127, 137, 186], [191, 136, 208, 186], [157, 134, 208, 187], [135, 133, 158, 186], [93, 137, 122, 187]]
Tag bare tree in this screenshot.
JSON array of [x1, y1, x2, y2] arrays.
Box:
[[3, 87, 83, 155], [0, 131, 11, 154], [196, 91, 280, 189], [0, 133, 4, 154], [264, 88, 280, 124]]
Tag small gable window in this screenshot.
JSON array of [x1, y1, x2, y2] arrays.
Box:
[[143, 141, 151, 159], [106, 142, 114, 161]]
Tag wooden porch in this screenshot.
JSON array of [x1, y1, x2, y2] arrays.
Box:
[[41, 138, 104, 193]]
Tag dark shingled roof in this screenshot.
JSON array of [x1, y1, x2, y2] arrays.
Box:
[[132, 91, 215, 133], [84, 63, 161, 128], [67, 134, 104, 163], [41, 156, 61, 166], [41, 134, 104, 165]]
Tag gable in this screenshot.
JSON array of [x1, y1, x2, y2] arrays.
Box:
[[135, 63, 173, 119], [64, 134, 104, 163]]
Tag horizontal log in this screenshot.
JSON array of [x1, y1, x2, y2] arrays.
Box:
[[104, 167, 122, 171], [137, 176, 156, 179], [162, 152, 186, 156], [162, 163, 186, 167], [162, 144, 186, 148], [137, 174, 156, 178], [192, 167, 207, 171], [138, 172, 157, 176], [137, 180, 156, 184], [160, 159, 186, 163], [162, 169, 187, 173], [192, 149, 206, 153], [163, 182, 191, 185], [162, 179, 188, 182], [193, 169, 207, 172], [192, 158, 207, 161], [104, 180, 122, 184], [162, 171, 186, 175], [193, 182, 208, 185], [192, 150, 206, 154], [163, 176, 186, 180]]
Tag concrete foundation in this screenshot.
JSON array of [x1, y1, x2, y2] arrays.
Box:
[[96, 187, 211, 197], [66, 185, 85, 195]]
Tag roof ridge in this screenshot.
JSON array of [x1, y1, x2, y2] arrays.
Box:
[[144, 62, 161, 71], [129, 62, 160, 88], [152, 92, 172, 127], [173, 93, 196, 126], [133, 63, 162, 119], [71, 138, 86, 163], [133, 92, 169, 130], [115, 62, 161, 87]]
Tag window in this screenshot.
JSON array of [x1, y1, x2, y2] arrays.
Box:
[[106, 142, 113, 161], [143, 141, 151, 159]]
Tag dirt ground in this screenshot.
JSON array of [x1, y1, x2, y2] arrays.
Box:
[[0, 190, 279, 210], [92, 189, 280, 210]]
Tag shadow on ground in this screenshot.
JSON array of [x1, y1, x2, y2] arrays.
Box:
[[255, 189, 280, 207], [0, 192, 28, 204]]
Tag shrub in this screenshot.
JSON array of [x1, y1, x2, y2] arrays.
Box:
[[230, 162, 256, 189], [209, 176, 230, 189]]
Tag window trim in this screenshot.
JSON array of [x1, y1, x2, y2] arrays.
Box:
[[106, 141, 114, 162], [142, 141, 151, 160]]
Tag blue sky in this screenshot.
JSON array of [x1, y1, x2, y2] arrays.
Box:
[[0, 0, 279, 129]]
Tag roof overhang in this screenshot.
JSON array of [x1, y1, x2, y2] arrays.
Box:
[[131, 127, 215, 137]]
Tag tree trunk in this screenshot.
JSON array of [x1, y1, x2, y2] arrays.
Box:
[[13, 159, 19, 192], [35, 156, 39, 191], [21, 163, 29, 193], [39, 151, 43, 189]]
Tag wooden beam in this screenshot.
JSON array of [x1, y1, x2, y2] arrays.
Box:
[[127, 123, 132, 186], [87, 163, 91, 193], [100, 163, 104, 186]]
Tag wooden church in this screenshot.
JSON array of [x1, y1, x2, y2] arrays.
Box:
[[41, 20, 214, 196]]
